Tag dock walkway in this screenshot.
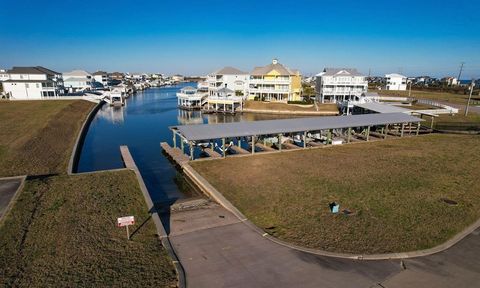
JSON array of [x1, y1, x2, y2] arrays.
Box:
[[203, 147, 221, 158], [161, 142, 190, 167], [230, 145, 249, 154], [255, 142, 276, 152]]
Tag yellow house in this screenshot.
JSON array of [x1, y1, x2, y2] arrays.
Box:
[[248, 59, 302, 102]]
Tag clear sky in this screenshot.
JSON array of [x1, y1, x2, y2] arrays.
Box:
[[1, 0, 479, 78]]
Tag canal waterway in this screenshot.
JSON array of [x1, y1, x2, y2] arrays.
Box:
[[77, 83, 298, 203]]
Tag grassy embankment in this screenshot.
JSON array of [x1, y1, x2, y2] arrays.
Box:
[[378, 89, 480, 131], [377, 89, 477, 105], [191, 134, 480, 254], [0, 101, 176, 287], [244, 100, 338, 114]]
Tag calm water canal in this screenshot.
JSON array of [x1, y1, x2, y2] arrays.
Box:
[[77, 82, 297, 203]]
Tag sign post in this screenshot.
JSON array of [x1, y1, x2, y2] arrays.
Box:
[[117, 216, 135, 240]]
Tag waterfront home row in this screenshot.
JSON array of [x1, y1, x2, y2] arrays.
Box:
[[207, 59, 303, 103]]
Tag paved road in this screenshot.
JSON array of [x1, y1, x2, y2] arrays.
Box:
[[167, 202, 401, 288], [0, 178, 22, 219], [165, 200, 480, 288]]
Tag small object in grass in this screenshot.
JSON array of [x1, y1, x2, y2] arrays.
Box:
[[265, 226, 276, 230], [219, 215, 225, 218], [440, 198, 458, 205], [342, 209, 352, 215], [329, 202, 339, 213]]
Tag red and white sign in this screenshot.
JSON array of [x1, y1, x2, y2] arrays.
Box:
[[117, 216, 135, 227]]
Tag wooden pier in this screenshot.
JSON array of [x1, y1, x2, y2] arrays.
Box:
[[255, 143, 276, 152], [282, 142, 301, 149], [230, 145, 249, 155], [161, 142, 190, 167], [203, 147, 221, 158]]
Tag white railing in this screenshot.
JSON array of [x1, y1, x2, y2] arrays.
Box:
[[207, 95, 242, 102]]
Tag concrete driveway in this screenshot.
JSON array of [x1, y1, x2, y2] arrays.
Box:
[[165, 200, 480, 288]]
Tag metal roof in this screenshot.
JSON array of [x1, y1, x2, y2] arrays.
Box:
[[355, 102, 412, 114], [172, 113, 423, 141]]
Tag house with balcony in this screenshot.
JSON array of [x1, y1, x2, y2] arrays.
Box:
[[63, 70, 93, 92], [93, 71, 109, 87], [248, 59, 302, 102], [1, 66, 63, 99], [207, 66, 249, 98], [385, 73, 407, 90], [315, 68, 367, 103], [176, 86, 208, 110]]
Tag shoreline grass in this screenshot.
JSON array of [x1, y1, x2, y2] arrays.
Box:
[[0, 100, 177, 287], [0, 171, 176, 287], [191, 134, 480, 254]]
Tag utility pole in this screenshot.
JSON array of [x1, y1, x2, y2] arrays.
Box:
[[457, 62, 465, 83], [465, 79, 475, 116]]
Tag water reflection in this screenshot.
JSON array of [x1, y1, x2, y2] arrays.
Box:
[[77, 83, 301, 203], [97, 105, 126, 124]]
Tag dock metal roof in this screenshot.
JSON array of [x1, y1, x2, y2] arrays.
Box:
[[172, 113, 423, 141], [355, 102, 412, 114]]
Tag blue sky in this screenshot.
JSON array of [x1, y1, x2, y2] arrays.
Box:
[[1, 0, 479, 78]]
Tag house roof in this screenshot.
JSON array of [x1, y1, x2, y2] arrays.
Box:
[[172, 113, 423, 141], [318, 68, 364, 77], [7, 66, 60, 75], [355, 102, 412, 114], [385, 73, 406, 78], [216, 87, 235, 94], [93, 71, 108, 75], [63, 70, 91, 77], [251, 60, 299, 76], [64, 77, 90, 82], [214, 66, 248, 75]]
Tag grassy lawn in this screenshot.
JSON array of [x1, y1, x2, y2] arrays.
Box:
[[191, 134, 480, 254], [0, 100, 176, 287], [245, 100, 338, 113], [0, 101, 95, 177], [0, 171, 176, 287], [377, 89, 476, 105]]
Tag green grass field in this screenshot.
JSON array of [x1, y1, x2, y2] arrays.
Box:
[[245, 100, 338, 113], [0, 101, 94, 177], [191, 134, 480, 254], [0, 171, 176, 287], [0, 100, 176, 287], [377, 89, 476, 105]]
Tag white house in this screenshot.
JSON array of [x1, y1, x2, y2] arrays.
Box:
[[385, 73, 407, 90], [207, 66, 249, 98], [92, 71, 109, 87], [2, 66, 63, 99], [315, 68, 368, 103], [63, 70, 93, 92], [0, 69, 9, 82]]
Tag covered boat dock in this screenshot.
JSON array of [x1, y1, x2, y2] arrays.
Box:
[[168, 113, 425, 160]]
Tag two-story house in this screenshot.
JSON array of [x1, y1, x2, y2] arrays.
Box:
[[385, 73, 407, 90], [93, 71, 109, 87], [315, 68, 367, 103], [248, 59, 302, 102], [63, 70, 93, 92], [207, 66, 249, 98], [2, 66, 63, 99]]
